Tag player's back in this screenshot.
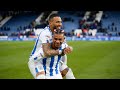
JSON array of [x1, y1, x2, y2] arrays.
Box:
[[30, 26, 52, 58]]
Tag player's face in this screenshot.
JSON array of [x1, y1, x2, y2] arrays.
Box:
[[50, 17, 62, 30], [52, 34, 64, 49]]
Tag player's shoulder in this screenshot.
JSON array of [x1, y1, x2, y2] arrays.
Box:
[[39, 27, 51, 36], [44, 26, 50, 31]]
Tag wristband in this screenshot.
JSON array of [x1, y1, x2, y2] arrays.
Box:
[[58, 50, 62, 54]]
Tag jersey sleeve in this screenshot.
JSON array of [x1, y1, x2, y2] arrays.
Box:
[[61, 42, 69, 49], [39, 31, 51, 44]]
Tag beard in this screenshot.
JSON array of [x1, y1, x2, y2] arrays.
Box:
[[53, 26, 61, 29]]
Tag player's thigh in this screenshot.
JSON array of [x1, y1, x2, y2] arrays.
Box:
[[28, 60, 45, 79], [35, 64, 45, 76], [28, 60, 36, 78]]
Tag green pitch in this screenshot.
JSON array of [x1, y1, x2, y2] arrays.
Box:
[[0, 41, 120, 79]]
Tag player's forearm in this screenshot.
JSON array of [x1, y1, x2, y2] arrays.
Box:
[[45, 49, 59, 57], [42, 43, 60, 57]]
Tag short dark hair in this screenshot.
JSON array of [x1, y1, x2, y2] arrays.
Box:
[[48, 13, 60, 21]]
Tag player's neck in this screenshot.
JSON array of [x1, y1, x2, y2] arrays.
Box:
[[49, 26, 54, 33], [51, 29, 54, 33], [51, 43, 58, 50]]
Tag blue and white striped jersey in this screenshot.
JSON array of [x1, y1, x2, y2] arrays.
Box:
[[34, 44, 67, 77], [29, 25, 68, 59]]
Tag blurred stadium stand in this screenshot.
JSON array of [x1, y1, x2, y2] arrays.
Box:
[[0, 11, 120, 41]]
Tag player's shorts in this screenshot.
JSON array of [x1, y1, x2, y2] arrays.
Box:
[[28, 58, 44, 79]]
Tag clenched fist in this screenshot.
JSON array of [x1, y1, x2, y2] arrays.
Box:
[[63, 46, 73, 54]]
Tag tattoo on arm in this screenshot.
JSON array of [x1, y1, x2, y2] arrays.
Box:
[[42, 43, 59, 57]]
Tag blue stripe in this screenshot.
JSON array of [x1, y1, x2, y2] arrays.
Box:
[[35, 68, 39, 73], [50, 56, 54, 76], [43, 58, 47, 74], [30, 30, 44, 56], [59, 46, 62, 50], [47, 40, 49, 43], [34, 57, 37, 60], [31, 36, 40, 56], [55, 55, 61, 74], [54, 46, 62, 74]]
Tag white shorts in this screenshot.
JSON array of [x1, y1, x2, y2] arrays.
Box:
[[28, 59, 44, 79]]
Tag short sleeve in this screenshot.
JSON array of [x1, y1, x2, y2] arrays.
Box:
[[61, 42, 68, 49], [39, 31, 51, 43]]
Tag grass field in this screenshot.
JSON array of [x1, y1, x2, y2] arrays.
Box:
[[0, 41, 120, 79]]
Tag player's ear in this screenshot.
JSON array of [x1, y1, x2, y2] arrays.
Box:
[[64, 36, 65, 40]]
